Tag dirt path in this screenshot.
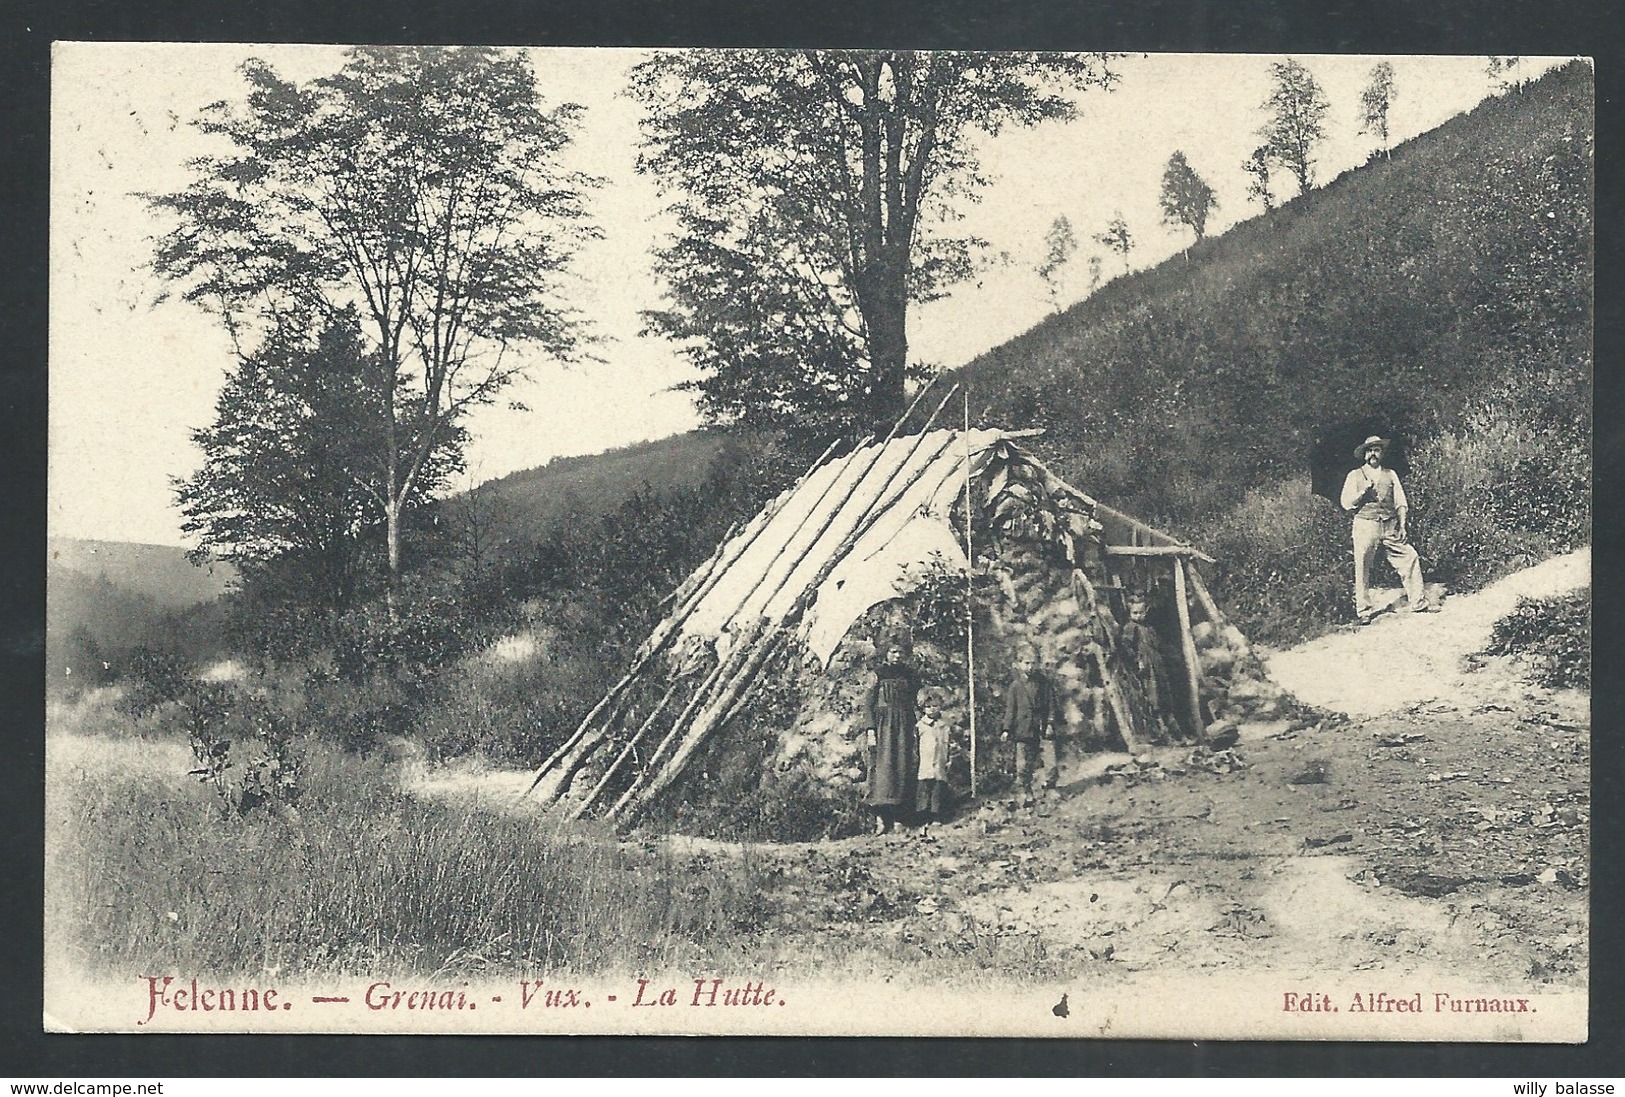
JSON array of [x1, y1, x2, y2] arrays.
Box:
[[729, 670, 1587, 988], [1265, 549, 1589, 718]]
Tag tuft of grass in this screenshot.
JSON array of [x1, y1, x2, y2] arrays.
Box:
[[47, 731, 771, 981], [1484, 588, 1590, 689]]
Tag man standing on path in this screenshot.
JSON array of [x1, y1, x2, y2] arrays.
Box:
[[1341, 435, 1437, 623]]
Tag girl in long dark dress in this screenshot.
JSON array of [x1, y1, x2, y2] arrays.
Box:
[[863, 641, 920, 835]]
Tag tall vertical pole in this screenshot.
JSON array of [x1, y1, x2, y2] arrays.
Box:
[[964, 389, 977, 799], [1172, 556, 1208, 744]]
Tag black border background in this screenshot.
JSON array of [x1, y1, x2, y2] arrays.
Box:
[[3, 0, 1620, 1077]]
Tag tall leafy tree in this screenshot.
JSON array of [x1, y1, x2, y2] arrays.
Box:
[[147, 47, 596, 608], [1359, 61, 1398, 159], [1158, 150, 1218, 243], [632, 49, 1118, 434], [1242, 145, 1276, 212], [175, 315, 462, 613], [1258, 58, 1330, 196], [1036, 214, 1078, 312], [1094, 213, 1134, 273]]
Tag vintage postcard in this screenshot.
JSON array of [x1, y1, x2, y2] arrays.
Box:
[[46, 44, 1591, 1039]]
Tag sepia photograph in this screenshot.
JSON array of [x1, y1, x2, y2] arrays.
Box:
[[45, 44, 1592, 1039]]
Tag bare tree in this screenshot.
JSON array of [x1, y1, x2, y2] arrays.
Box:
[[442, 474, 512, 591]]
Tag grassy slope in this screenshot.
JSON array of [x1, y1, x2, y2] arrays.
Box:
[[466, 431, 732, 550], [953, 62, 1592, 642]]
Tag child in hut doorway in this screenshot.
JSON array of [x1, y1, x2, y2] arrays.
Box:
[[1000, 647, 1062, 807], [915, 691, 952, 836], [1119, 592, 1179, 744]]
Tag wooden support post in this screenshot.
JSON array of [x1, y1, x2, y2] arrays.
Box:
[[607, 622, 765, 819], [619, 627, 787, 822], [706, 380, 952, 642], [1172, 557, 1208, 743], [1091, 647, 1147, 755], [1069, 568, 1146, 755], [618, 423, 968, 823], [1185, 565, 1259, 666], [522, 687, 634, 801], [963, 388, 977, 800]]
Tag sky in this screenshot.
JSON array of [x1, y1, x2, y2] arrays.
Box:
[[49, 45, 1564, 547]]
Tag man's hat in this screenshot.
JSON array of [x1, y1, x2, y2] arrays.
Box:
[[1352, 435, 1391, 460]]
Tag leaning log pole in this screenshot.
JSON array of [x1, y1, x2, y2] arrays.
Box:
[[1172, 557, 1209, 743]]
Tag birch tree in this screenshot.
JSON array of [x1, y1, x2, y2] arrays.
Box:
[[1258, 58, 1330, 196], [1359, 61, 1398, 159], [148, 47, 596, 610], [1036, 214, 1078, 312], [1094, 213, 1134, 273], [1158, 150, 1218, 243]]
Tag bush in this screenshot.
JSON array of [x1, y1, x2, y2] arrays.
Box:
[[1200, 478, 1355, 645], [1484, 588, 1590, 689], [117, 646, 195, 718], [1408, 362, 1590, 591]]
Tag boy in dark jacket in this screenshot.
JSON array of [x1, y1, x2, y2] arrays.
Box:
[[1000, 648, 1060, 806]]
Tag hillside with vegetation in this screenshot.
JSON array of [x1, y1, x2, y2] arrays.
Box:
[[70, 61, 1591, 778], [46, 539, 233, 690], [957, 62, 1591, 643], [49, 537, 236, 608], [465, 431, 734, 551]]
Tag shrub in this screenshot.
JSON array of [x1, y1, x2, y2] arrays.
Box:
[[1199, 478, 1355, 645], [1484, 588, 1590, 689], [116, 646, 195, 718], [1408, 362, 1590, 590], [298, 670, 422, 756]]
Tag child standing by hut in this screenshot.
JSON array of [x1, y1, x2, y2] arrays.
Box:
[[1000, 647, 1060, 807], [915, 691, 952, 836], [864, 639, 920, 835]]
